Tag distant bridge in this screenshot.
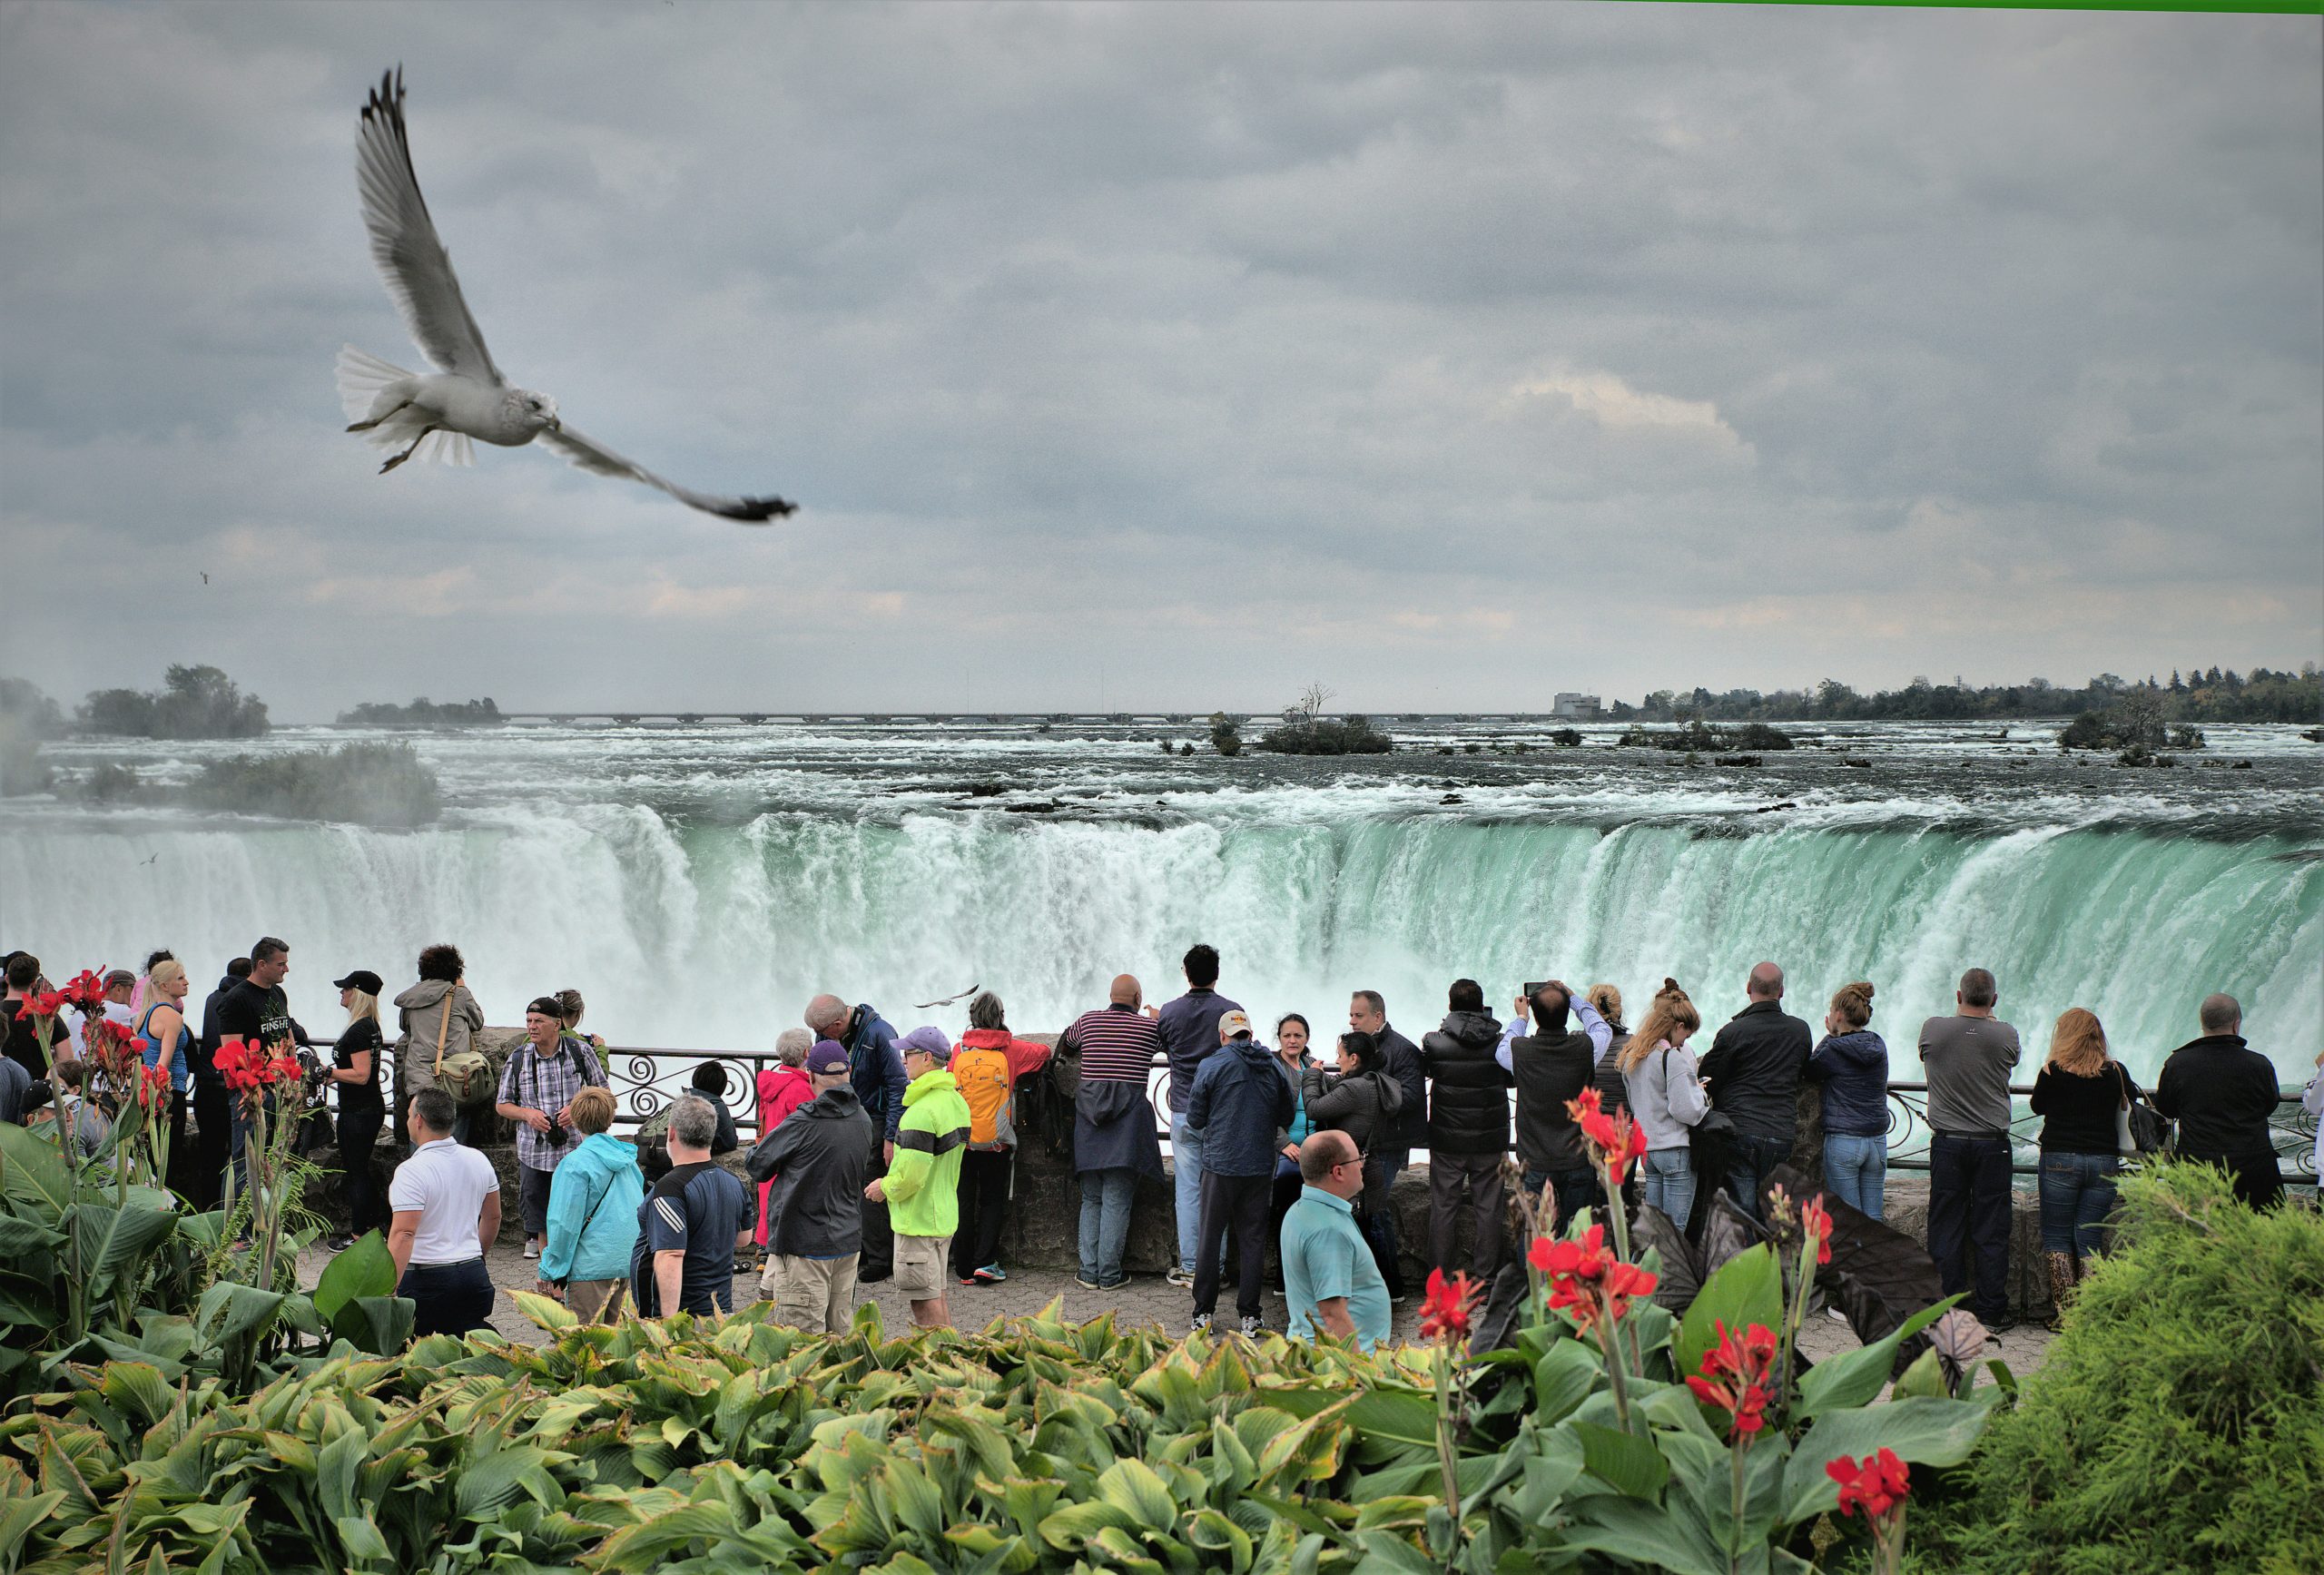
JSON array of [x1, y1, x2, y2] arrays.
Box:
[[351, 712, 1587, 728]]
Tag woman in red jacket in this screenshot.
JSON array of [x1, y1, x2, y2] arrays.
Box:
[[950, 992, 1055, 1285]]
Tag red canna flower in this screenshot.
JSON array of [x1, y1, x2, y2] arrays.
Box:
[[1800, 1193, 1835, 1267], [1568, 1088, 1649, 1184], [1418, 1267, 1482, 1344], [1827, 1447, 1911, 1520], [1686, 1319, 1779, 1437], [1531, 1225, 1659, 1331]]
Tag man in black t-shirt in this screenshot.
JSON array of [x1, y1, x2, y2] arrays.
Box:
[[212, 937, 310, 1196], [632, 1095, 753, 1317], [3, 952, 69, 1081]]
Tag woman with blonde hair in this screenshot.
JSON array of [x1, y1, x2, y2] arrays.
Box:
[[1619, 979, 1709, 1230], [1805, 981, 1889, 1219], [326, 969, 390, 1249], [2028, 1007, 2137, 1323], [135, 958, 195, 1186]]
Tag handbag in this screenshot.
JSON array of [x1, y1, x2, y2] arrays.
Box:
[[1665, 1047, 1737, 1168], [429, 991, 493, 1106], [2115, 1064, 2166, 1157]]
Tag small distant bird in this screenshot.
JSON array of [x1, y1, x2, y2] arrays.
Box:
[[138, 853, 159, 866], [913, 985, 981, 1009], [199, 571, 209, 585], [338, 68, 796, 522]]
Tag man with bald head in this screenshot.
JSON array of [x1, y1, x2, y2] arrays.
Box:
[[2155, 992, 2285, 1210], [804, 992, 909, 1282], [1699, 961, 1812, 1222], [1918, 966, 2022, 1333], [1059, 975, 1166, 1289], [1281, 1129, 1391, 1350]]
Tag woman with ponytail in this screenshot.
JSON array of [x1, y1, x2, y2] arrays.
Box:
[[1619, 979, 1709, 1230], [1807, 980, 1889, 1219]]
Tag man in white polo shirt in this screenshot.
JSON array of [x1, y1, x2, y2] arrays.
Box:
[[388, 1086, 503, 1337]]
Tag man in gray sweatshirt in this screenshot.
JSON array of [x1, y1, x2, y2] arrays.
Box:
[[1918, 968, 2022, 1334]]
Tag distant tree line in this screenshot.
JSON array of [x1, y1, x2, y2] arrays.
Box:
[[337, 696, 504, 726], [1613, 664, 2319, 725], [76, 664, 270, 739]]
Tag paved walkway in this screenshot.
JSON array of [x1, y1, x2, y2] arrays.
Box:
[[323, 1242, 2055, 1374]]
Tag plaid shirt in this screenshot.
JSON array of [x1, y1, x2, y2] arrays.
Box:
[[498, 1037, 607, 1172]]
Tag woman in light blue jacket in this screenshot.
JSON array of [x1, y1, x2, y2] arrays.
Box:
[[540, 1086, 645, 1321]]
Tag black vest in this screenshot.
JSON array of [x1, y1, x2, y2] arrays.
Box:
[[1512, 1030, 1597, 1172], [1423, 1012, 1512, 1154]]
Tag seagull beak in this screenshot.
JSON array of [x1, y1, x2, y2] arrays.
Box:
[[547, 416, 562, 432]]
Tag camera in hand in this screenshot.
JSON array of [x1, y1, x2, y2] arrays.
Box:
[[541, 1115, 568, 1147]]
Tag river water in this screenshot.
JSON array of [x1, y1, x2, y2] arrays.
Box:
[[5, 717, 2319, 1086]]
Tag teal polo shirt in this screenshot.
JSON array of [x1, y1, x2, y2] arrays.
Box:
[[1280, 1185, 1392, 1351]]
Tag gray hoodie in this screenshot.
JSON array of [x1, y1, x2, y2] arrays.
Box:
[[1622, 1039, 1711, 1154]]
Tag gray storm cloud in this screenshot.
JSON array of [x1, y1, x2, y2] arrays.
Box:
[[1, 1, 2317, 716]]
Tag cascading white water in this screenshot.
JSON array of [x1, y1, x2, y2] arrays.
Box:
[[6, 765, 2318, 1084]]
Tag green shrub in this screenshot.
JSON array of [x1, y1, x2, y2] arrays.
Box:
[[1912, 1164, 2324, 1575], [1254, 715, 1394, 754], [192, 741, 442, 826]]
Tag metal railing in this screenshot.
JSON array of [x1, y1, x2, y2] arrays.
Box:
[[335, 1040, 2317, 1182]]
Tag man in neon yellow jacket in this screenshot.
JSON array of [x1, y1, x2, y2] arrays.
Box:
[[864, 1026, 972, 1328]]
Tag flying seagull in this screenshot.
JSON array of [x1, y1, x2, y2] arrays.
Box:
[[338, 68, 796, 522]]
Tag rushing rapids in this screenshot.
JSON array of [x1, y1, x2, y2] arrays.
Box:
[[6, 717, 2319, 1085]]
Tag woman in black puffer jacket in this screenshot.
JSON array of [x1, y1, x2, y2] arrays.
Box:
[[1304, 1031, 1407, 1292]]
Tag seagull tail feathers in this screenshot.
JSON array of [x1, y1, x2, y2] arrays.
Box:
[[336, 343, 417, 423], [414, 430, 475, 467]]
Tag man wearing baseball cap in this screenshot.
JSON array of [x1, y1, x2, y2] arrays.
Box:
[[1184, 1009, 1295, 1336], [865, 1026, 972, 1329], [744, 1039, 876, 1332]]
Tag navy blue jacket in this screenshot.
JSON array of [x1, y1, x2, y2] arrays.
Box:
[[1376, 1022, 1429, 1150], [1157, 987, 1242, 1114], [1185, 1036, 1295, 1177], [1805, 1030, 1890, 1137], [1699, 1000, 1813, 1141], [843, 1004, 911, 1141]]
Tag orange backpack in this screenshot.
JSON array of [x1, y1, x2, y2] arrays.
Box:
[[953, 1046, 1017, 1148]]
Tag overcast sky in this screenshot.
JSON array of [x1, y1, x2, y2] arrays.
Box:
[[3, 1, 2318, 719]]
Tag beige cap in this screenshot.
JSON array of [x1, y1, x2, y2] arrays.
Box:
[[1218, 1010, 1253, 1038]]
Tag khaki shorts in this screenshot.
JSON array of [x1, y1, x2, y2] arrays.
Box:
[[565, 1278, 624, 1324], [892, 1234, 953, 1301], [767, 1253, 859, 1334]]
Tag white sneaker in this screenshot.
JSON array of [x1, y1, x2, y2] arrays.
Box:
[[522, 1239, 539, 1261], [1190, 1312, 1213, 1334], [1238, 1314, 1263, 1337], [1166, 1266, 1196, 1288]]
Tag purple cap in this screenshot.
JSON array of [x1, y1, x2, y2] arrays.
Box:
[[806, 1039, 851, 1076], [898, 1025, 952, 1066]]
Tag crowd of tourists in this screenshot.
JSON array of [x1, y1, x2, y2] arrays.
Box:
[[3, 937, 2313, 1351]]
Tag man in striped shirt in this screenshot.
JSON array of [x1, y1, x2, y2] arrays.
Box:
[[1061, 975, 1166, 1289]]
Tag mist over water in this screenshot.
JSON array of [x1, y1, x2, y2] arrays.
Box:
[[6, 718, 2319, 1085]]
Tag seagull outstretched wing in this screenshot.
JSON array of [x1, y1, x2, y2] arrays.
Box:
[[540, 425, 798, 522], [357, 67, 504, 385]]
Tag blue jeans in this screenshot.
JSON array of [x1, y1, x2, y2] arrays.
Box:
[[1640, 1147, 1696, 1231], [1929, 1132, 2014, 1324], [2038, 1150, 2118, 1258], [1170, 1111, 1208, 1274], [1724, 1132, 1792, 1223], [1824, 1133, 1887, 1220], [1078, 1167, 1136, 1284]]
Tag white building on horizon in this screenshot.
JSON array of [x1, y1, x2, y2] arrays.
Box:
[[1551, 692, 1602, 719]]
